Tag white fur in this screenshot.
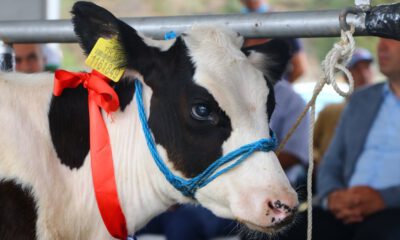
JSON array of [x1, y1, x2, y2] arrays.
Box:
[[247, 50, 270, 77], [138, 32, 176, 51]]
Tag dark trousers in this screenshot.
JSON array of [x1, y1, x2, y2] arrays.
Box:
[[137, 205, 238, 240], [138, 205, 400, 240], [276, 207, 400, 240]]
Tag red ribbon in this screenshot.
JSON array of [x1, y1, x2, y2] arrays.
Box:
[[54, 70, 127, 239]]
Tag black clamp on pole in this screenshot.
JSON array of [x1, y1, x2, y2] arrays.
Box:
[[365, 3, 400, 40]]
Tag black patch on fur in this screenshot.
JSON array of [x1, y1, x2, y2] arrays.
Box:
[[49, 86, 90, 169], [48, 80, 135, 169], [0, 180, 37, 240], [145, 38, 233, 178], [242, 39, 293, 85], [266, 78, 276, 121], [71, 1, 120, 56], [112, 78, 135, 112]]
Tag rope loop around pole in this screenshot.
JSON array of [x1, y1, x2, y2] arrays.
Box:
[[321, 25, 356, 97]]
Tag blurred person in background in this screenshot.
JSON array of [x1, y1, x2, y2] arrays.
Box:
[[42, 44, 62, 72], [13, 44, 46, 73], [13, 43, 61, 73], [241, 0, 308, 83], [313, 48, 374, 165], [280, 38, 400, 240]]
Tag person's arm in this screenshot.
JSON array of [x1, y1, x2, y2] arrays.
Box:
[[278, 152, 301, 169], [287, 52, 307, 83], [278, 89, 310, 169], [317, 104, 350, 200], [378, 186, 400, 208], [243, 38, 268, 48], [313, 109, 326, 165]]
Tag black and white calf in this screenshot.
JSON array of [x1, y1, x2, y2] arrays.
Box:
[[0, 2, 298, 239]]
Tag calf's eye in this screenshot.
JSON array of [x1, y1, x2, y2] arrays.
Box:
[[191, 104, 211, 120], [190, 103, 220, 125]]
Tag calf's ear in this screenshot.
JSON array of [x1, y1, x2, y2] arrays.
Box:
[[71, 1, 121, 55], [71, 1, 155, 73], [242, 39, 293, 84]]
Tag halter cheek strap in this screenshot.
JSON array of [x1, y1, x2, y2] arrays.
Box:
[[135, 80, 278, 198]]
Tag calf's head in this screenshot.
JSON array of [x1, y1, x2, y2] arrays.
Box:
[[72, 1, 298, 233]]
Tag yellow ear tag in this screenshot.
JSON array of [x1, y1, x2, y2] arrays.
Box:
[[85, 37, 126, 82]]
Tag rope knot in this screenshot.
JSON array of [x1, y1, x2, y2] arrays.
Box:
[[253, 140, 267, 151], [253, 138, 277, 152], [320, 26, 356, 98]]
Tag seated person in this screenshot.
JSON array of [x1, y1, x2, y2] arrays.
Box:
[[313, 48, 374, 165], [280, 38, 400, 240]]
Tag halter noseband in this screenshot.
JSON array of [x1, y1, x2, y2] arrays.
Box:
[[135, 80, 278, 198]]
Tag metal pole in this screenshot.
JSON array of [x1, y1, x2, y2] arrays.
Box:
[[0, 10, 365, 43]]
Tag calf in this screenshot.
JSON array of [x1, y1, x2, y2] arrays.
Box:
[[0, 2, 297, 239]]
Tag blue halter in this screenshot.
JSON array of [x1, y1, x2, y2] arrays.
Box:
[[134, 80, 277, 198]]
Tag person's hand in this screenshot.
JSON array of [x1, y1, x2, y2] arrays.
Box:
[[348, 186, 386, 217], [328, 189, 357, 213], [327, 189, 363, 224]]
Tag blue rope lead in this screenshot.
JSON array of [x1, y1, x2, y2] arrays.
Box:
[[135, 80, 277, 198]]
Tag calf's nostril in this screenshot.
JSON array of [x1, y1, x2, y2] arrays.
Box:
[[267, 199, 297, 224], [268, 200, 274, 210], [275, 200, 293, 213]]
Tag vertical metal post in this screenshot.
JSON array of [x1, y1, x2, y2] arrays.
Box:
[[0, 41, 14, 71]]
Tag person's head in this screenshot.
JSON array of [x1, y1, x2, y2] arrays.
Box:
[[13, 44, 46, 73], [377, 38, 400, 82], [346, 48, 374, 89], [240, 0, 269, 13]]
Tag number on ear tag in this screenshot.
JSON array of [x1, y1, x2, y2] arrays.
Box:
[[85, 37, 126, 82]]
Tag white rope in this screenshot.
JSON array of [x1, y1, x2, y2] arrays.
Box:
[[275, 26, 355, 156], [306, 26, 355, 240], [276, 26, 356, 240]]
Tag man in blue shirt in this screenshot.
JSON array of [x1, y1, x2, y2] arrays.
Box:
[[281, 38, 400, 240]]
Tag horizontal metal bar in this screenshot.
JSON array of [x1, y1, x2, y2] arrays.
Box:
[[0, 10, 365, 43]]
